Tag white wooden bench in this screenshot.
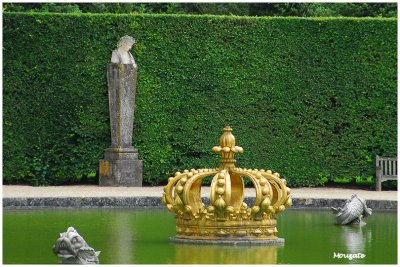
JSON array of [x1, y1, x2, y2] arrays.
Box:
[[376, 156, 397, 191]]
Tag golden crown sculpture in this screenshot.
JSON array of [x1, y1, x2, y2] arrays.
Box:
[[162, 126, 292, 243]]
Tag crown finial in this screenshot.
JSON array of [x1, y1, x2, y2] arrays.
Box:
[[212, 126, 244, 169]]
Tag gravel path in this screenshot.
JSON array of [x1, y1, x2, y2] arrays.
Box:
[[3, 185, 397, 201]]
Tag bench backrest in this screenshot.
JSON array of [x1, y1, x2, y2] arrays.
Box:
[[376, 156, 397, 178]]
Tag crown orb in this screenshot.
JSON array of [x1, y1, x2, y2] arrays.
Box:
[[207, 206, 215, 212], [261, 187, 269, 195], [261, 197, 271, 208], [217, 188, 225, 195], [259, 177, 267, 186], [285, 196, 293, 206], [163, 127, 292, 244], [252, 206, 260, 213], [184, 205, 192, 213], [223, 147, 231, 152], [176, 185, 184, 194], [212, 146, 222, 152], [226, 206, 235, 213]]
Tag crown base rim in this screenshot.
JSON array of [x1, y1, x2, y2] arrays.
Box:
[[176, 219, 280, 240], [170, 236, 285, 245]]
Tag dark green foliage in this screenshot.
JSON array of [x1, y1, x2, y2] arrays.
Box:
[[3, 3, 397, 17], [248, 3, 397, 17], [3, 13, 397, 186], [3, 3, 82, 13], [381, 180, 398, 190]]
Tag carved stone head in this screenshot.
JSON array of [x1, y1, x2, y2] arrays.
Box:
[[53, 227, 100, 264], [111, 35, 137, 65], [117, 35, 136, 50]]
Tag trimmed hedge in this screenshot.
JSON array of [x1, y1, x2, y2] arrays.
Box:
[[3, 12, 397, 186]]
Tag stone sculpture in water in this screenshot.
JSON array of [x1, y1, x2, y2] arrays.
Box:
[[53, 227, 100, 264], [331, 194, 372, 225]]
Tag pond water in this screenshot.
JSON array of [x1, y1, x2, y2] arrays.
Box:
[[3, 208, 397, 264]]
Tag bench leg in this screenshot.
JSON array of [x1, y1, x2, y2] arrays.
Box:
[[376, 180, 382, 191]]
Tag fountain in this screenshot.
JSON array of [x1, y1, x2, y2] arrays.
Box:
[[331, 194, 372, 225], [162, 126, 292, 244], [53, 227, 100, 264]]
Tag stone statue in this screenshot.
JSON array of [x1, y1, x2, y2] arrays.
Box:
[[99, 35, 143, 187], [331, 194, 372, 225], [111, 35, 137, 68], [53, 227, 100, 264]]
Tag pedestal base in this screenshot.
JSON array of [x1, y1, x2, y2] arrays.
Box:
[[99, 147, 143, 187]]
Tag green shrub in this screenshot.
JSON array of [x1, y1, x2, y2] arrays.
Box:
[[3, 13, 397, 186], [355, 176, 374, 186], [318, 172, 330, 186]]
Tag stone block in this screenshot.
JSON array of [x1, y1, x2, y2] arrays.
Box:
[[99, 157, 143, 187]]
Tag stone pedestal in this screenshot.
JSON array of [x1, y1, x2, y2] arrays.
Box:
[[99, 64, 143, 187], [99, 147, 142, 187]]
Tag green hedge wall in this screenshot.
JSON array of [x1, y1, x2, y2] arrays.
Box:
[[3, 12, 397, 186]]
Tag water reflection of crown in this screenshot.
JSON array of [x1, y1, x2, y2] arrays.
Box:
[[162, 126, 292, 243]]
